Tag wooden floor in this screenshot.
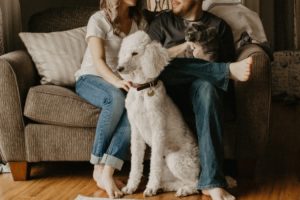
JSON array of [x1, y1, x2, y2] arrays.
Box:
[[1, 102, 300, 200]]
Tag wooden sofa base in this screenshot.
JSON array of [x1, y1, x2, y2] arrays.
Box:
[[9, 162, 31, 181]]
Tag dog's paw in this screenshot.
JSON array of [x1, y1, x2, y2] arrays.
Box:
[[225, 176, 238, 188], [175, 186, 199, 197], [143, 187, 159, 197], [122, 185, 137, 195]]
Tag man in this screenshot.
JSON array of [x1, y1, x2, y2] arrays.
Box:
[[147, 0, 242, 199]]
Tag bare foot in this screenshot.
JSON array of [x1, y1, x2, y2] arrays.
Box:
[[100, 165, 124, 199], [229, 57, 253, 81], [93, 164, 105, 190], [202, 187, 236, 200]]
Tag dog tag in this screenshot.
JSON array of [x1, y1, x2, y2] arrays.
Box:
[[147, 89, 155, 97]]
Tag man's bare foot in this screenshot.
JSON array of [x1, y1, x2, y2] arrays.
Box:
[[93, 164, 105, 189], [100, 165, 124, 198], [229, 57, 253, 81], [202, 187, 236, 200]]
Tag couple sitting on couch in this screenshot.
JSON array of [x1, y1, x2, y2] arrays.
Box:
[[74, 0, 252, 199]]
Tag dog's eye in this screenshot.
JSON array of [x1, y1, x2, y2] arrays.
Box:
[[132, 52, 138, 56]]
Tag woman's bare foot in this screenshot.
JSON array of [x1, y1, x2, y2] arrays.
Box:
[[202, 187, 236, 200], [100, 165, 124, 198], [229, 57, 253, 81], [93, 164, 105, 189]]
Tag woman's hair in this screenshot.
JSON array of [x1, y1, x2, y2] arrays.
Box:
[[100, 0, 144, 37]]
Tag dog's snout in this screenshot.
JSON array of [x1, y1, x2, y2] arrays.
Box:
[[117, 66, 125, 72]]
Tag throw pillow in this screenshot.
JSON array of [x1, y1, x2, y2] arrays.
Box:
[[19, 27, 87, 86]]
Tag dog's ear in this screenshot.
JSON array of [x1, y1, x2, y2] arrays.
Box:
[[139, 41, 170, 78]]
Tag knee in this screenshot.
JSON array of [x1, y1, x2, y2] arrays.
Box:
[[103, 89, 126, 110]]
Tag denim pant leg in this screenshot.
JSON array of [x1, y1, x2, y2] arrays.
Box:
[[160, 58, 230, 91], [189, 79, 227, 189], [102, 110, 131, 170], [75, 75, 130, 170]]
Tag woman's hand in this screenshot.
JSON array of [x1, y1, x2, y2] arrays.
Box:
[[113, 79, 132, 92]]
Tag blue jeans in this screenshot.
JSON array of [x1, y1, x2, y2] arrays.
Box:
[[160, 58, 230, 189], [75, 75, 131, 170]]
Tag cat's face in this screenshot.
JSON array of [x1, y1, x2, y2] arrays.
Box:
[[184, 22, 207, 42], [184, 22, 217, 43]]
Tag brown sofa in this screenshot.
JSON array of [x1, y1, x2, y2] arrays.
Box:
[[0, 6, 271, 181]]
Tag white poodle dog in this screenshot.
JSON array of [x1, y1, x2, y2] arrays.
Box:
[[117, 31, 236, 197]]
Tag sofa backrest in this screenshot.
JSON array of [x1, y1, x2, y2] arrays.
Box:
[[28, 7, 99, 33]]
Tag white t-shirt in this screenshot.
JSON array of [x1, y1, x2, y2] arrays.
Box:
[[74, 10, 139, 81]]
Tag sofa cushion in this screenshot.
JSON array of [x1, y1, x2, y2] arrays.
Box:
[[19, 27, 87, 86], [24, 85, 100, 127]]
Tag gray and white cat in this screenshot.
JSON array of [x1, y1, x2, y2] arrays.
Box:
[[184, 21, 219, 61]]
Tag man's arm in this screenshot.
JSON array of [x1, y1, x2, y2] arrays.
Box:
[[147, 16, 189, 58], [218, 21, 236, 62]]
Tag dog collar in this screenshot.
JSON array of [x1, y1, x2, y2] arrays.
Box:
[[132, 79, 159, 91]]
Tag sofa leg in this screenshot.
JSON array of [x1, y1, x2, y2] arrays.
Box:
[[9, 162, 31, 181]]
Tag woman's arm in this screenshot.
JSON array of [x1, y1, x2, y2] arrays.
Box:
[[88, 37, 131, 91]]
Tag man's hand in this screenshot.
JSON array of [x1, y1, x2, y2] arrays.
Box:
[[167, 42, 190, 58], [189, 42, 206, 59]]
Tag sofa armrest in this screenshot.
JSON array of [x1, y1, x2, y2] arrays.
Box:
[[0, 50, 39, 161], [234, 44, 271, 160]]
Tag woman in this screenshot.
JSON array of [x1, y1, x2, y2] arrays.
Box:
[[74, 0, 146, 198], [74, 0, 251, 198]]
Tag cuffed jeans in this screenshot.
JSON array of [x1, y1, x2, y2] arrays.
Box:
[[159, 58, 230, 189], [75, 75, 131, 170]]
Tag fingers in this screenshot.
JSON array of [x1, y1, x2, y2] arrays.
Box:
[[122, 81, 132, 92], [124, 81, 132, 88], [122, 85, 129, 92]]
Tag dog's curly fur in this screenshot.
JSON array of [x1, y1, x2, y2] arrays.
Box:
[[117, 31, 237, 197], [117, 31, 200, 197]]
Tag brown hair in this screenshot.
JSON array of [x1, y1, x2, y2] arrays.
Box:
[[100, 0, 144, 37]]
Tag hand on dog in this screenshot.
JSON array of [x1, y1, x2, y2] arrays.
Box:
[[113, 79, 132, 92]]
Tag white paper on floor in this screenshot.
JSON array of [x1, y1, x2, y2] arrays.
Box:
[[75, 195, 141, 200], [0, 163, 11, 173]]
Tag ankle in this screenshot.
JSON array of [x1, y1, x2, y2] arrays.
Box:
[[103, 165, 116, 177]]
